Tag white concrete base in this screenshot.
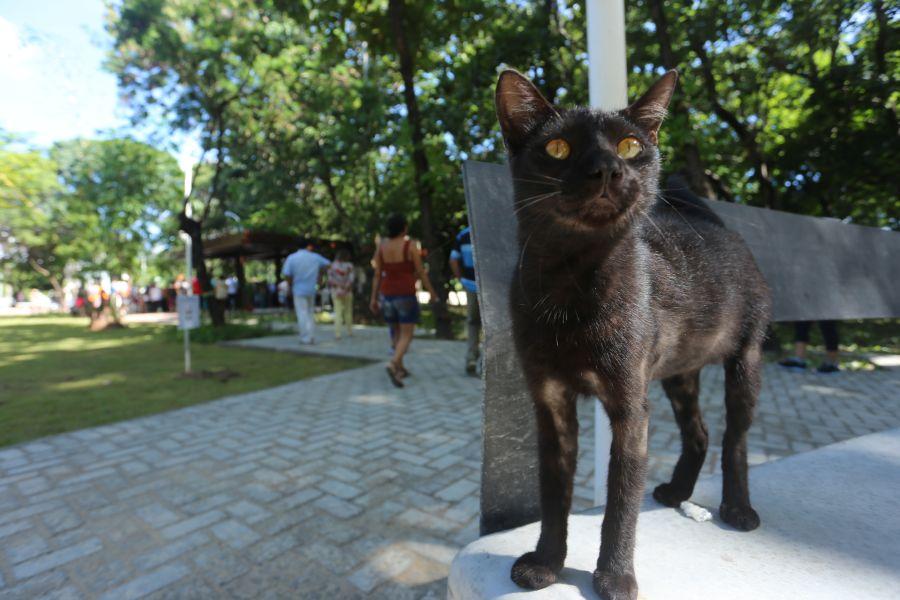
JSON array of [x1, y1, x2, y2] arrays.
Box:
[[449, 428, 900, 600]]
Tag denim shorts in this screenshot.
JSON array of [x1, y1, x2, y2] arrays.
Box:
[[381, 295, 420, 324]]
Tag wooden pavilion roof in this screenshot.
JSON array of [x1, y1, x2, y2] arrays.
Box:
[[203, 231, 353, 260]]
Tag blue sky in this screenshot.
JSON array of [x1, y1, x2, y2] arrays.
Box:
[[0, 0, 129, 147], [0, 0, 202, 164]]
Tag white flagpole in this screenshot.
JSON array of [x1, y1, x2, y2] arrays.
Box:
[[586, 0, 628, 507]]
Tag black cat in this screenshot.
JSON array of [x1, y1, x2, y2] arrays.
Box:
[[495, 69, 771, 600]]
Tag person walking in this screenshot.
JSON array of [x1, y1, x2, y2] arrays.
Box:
[[370, 214, 438, 387], [328, 249, 355, 340], [213, 273, 229, 308], [147, 282, 164, 312], [282, 244, 331, 345], [226, 275, 239, 311], [277, 278, 289, 307], [450, 225, 481, 376]]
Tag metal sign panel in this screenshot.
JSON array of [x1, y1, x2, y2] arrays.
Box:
[[707, 201, 900, 321], [176, 295, 201, 330]]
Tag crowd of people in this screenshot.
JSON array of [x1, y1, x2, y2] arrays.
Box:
[[68, 276, 225, 316]]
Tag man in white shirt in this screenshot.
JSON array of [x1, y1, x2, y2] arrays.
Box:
[[148, 283, 164, 312], [225, 276, 239, 310], [282, 244, 331, 344]]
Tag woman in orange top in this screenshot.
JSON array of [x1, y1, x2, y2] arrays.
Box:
[[370, 214, 438, 387]]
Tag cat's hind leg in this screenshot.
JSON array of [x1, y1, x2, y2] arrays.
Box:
[[719, 345, 762, 531], [511, 376, 579, 590], [653, 369, 708, 507]]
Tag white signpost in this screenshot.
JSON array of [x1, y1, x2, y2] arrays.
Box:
[[587, 0, 627, 507]]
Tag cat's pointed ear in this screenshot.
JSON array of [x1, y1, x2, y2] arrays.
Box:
[[624, 70, 678, 145], [495, 69, 557, 153]]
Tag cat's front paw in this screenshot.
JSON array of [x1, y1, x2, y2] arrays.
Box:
[[592, 570, 638, 600], [719, 502, 760, 531], [510, 551, 559, 590], [652, 482, 691, 507]]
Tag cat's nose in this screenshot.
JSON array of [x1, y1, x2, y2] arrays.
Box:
[[586, 155, 623, 181]]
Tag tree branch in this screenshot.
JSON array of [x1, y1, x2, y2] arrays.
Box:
[[690, 36, 779, 208]]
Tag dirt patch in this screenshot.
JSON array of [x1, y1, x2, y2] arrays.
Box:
[[178, 368, 241, 382]]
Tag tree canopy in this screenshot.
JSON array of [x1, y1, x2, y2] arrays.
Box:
[[104, 0, 896, 241], [4, 1, 897, 314], [0, 137, 182, 294]]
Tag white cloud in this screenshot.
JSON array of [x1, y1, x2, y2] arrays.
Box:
[[0, 16, 41, 79]]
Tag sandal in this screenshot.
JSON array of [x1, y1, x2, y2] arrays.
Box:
[[397, 366, 411, 378], [386, 363, 404, 388]]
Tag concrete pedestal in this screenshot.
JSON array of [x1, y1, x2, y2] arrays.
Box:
[[449, 428, 900, 599]]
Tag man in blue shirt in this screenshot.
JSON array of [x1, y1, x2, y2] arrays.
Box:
[[450, 226, 480, 376], [282, 244, 331, 344]]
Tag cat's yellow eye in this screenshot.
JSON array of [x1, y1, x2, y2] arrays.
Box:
[[545, 138, 570, 160], [616, 136, 643, 159]]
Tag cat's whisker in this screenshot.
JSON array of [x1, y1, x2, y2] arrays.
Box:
[[514, 191, 560, 214], [513, 178, 560, 188], [661, 189, 764, 231], [516, 229, 536, 301], [701, 207, 765, 231], [513, 175, 562, 183], [658, 194, 705, 241], [533, 293, 551, 311], [514, 191, 558, 203], [513, 193, 556, 213], [645, 214, 668, 242]]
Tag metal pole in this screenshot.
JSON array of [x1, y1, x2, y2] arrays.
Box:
[[183, 165, 193, 375], [586, 0, 628, 507]]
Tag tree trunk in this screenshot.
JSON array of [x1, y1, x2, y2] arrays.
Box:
[[179, 211, 226, 326], [539, 0, 564, 103], [388, 0, 452, 339], [681, 142, 718, 200], [234, 255, 251, 311], [316, 150, 356, 237], [871, 0, 898, 132], [27, 258, 67, 314], [647, 0, 717, 199], [690, 37, 780, 208]]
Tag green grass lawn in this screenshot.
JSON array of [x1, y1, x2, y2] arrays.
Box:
[[0, 315, 368, 448]]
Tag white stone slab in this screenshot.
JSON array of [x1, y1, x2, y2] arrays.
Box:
[[449, 428, 900, 600]]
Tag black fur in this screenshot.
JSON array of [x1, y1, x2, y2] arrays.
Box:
[[496, 69, 771, 600]]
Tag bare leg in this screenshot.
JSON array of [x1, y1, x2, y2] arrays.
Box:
[[345, 295, 353, 336], [391, 323, 415, 370], [333, 295, 344, 339], [511, 377, 578, 590], [653, 370, 708, 506], [593, 397, 649, 600], [720, 346, 762, 531]]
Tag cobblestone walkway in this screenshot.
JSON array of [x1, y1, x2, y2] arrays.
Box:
[[1, 325, 898, 599]]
